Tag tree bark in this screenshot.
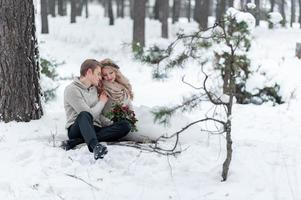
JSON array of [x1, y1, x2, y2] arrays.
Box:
[[108, 0, 114, 25], [240, 0, 244, 9], [76, 0, 83, 16], [133, 0, 146, 47], [194, 0, 201, 23], [299, 0, 301, 28], [85, 0, 88, 18], [172, 0, 181, 24], [71, 0, 77, 23], [161, 0, 169, 38], [268, 0, 275, 28], [255, 0, 260, 26], [296, 43, 301, 58], [48, 0, 56, 17], [57, 0, 67, 16], [216, 0, 226, 24], [200, 0, 210, 29], [0, 0, 43, 122], [153, 0, 160, 20], [186, 0, 191, 22], [291, 0, 296, 27], [280, 0, 286, 27], [270, 0, 275, 12], [229, 0, 234, 7], [41, 0, 49, 34], [129, 0, 134, 19]]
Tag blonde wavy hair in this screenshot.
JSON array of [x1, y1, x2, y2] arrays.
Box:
[[99, 58, 134, 100]]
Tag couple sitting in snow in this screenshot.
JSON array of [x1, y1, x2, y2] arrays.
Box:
[[62, 58, 134, 160]]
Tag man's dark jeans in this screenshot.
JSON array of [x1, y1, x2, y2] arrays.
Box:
[[67, 111, 131, 152]]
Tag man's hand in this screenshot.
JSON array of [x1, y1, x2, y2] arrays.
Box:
[[99, 92, 108, 103]]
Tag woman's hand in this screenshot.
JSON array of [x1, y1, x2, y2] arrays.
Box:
[[99, 92, 108, 103]]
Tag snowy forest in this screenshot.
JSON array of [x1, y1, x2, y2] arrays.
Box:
[[0, 0, 301, 199]]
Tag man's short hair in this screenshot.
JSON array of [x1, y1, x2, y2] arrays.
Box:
[[80, 59, 101, 77]]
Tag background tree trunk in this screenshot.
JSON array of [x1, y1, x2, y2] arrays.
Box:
[[299, 0, 301, 28], [270, 0, 275, 12], [280, 0, 286, 27], [255, 0, 260, 26], [108, 0, 114, 25], [84, 0, 88, 18], [153, 0, 160, 20], [133, 0, 146, 47], [229, 0, 234, 7], [268, 0, 275, 28], [41, 0, 49, 34], [57, 0, 67, 16], [120, 0, 124, 18], [129, 0, 134, 19], [76, 0, 83, 16], [200, 0, 210, 29], [216, 0, 226, 24], [161, 0, 169, 38], [291, 0, 296, 27], [48, 0, 56, 17], [296, 43, 301, 58], [186, 0, 191, 22], [71, 0, 77, 23], [193, 0, 201, 23], [0, 0, 43, 122], [172, 0, 181, 24]]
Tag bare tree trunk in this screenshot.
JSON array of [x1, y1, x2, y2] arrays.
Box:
[[280, 0, 286, 27], [120, 0, 124, 18], [0, 0, 43, 122], [270, 0, 275, 11], [299, 0, 301, 28], [161, 0, 169, 38], [229, 0, 234, 7], [291, 0, 296, 27], [85, 0, 88, 18], [129, 0, 134, 19], [41, 0, 49, 34], [255, 0, 260, 26], [186, 0, 191, 22], [200, 0, 210, 29], [108, 0, 114, 25], [116, 0, 125, 18], [57, 0, 67, 16], [296, 43, 301, 58], [268, 0, 275, 28], [76, 0, 83, 16], [216, 0, 226, 24], [71, 0, 77, 23], [172, 0, 181, 24], [133, 0, 146, 47], [221, 47, 234, 182], [48, 0, 56, 17], [153, 0, 160, 20], [194, 0, 201, 23], [240, 0, 245, 9]]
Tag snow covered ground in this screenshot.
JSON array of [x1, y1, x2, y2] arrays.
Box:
[[1, 4, 301, 200]]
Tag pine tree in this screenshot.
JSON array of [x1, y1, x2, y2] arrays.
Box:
[[0, 0, 43, 122]]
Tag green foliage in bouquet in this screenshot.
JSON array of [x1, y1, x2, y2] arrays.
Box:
[[106, 103, 138, 132]]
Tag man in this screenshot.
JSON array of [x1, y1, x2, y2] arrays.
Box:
[[62, 59, 131, 160]]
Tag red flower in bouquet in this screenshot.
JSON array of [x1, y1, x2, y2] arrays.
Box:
[[106, 103, 138, 132]]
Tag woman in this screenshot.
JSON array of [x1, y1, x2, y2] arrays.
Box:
[[99, 58, 134, 115]]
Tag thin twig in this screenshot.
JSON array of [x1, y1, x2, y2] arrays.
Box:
[[65, 173, 100, 191]]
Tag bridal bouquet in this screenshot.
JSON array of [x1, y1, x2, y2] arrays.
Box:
[[106, 103, 138, 132]]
